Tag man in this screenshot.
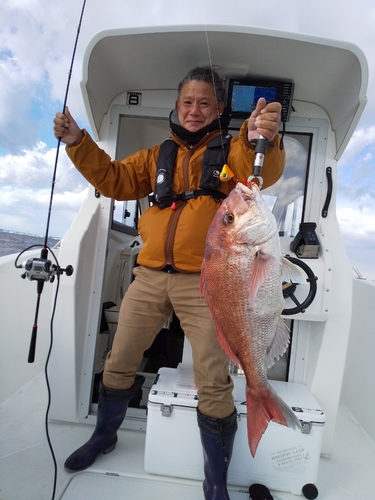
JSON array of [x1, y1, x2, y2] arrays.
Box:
[[53, 66, 285, 500]]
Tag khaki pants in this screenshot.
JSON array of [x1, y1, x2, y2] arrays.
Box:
[[103, 266, 234, 418]]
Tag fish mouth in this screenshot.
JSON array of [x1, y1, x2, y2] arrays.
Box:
[[235, 182, 258, 202], [235, 182, 277, 243]]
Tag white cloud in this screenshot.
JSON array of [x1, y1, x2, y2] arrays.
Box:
[[0, 0, 375, 279], [1, 0, 375, 152], [338, 204, 375, 239], [336, 194, 375, 280], [0, 141, 88, 236], [336, 126, 375, 278], [339, 126, 375, 166], [0, 141, 87, 192], [0, 184, 87, 237]]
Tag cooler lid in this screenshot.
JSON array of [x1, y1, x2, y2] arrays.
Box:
[[148, 365, 325, 424], [148, 365, 199, 408]]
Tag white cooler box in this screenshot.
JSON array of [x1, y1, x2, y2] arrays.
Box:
[[144, 364, 325, 496]]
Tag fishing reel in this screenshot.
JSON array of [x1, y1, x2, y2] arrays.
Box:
[[20, 257, 73, 283], [15, 249, 74, 363], [281, 255, 318, 315]]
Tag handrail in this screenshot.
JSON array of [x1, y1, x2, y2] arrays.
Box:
[[352, 264, 367, 280]]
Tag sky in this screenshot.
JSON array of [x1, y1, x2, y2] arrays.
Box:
[[1, 0, 375, 280]]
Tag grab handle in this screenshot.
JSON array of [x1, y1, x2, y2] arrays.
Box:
[[321, 166, 332, 218]]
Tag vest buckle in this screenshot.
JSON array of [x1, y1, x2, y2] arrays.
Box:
[[182, 190, 196, 200]]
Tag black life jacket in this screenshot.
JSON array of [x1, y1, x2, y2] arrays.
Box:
[[153, 132, 232, 209]]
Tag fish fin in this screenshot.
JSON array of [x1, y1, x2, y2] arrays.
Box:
[[249, 251, 275, 303], [281, 257, 306, 284], [200, 263, 207, 297], [200, 266, 242, 368], [246, 384, 301, 457], [216, 325, 242, 368], [266, 319, 290, 368]]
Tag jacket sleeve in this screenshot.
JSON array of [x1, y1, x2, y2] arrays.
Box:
[[65, 129, 156, 200], [228, 120, 286, 190]]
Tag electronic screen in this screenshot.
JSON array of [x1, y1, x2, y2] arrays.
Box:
[[227, 79, 294, 122]]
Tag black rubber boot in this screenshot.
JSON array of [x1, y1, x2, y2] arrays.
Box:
[[197, 407, 238, 500], [64, 375, 145, 472]]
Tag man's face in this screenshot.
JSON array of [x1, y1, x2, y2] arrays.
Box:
[[176, 80, 224, 132]]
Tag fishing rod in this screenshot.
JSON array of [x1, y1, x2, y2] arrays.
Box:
[[219, 134, 274, 189], [248, 108, 286, 187], [204, 28, 281, 191], [15, 0, 88, 364], [14, 3, 87, 498], [247, 134, 273, 189]]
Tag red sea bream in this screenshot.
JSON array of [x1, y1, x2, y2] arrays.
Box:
[[201, 182, 303, 456]]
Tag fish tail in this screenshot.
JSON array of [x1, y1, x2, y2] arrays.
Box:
[[246, 384, 301, 457]]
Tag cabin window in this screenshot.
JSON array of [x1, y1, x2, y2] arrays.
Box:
[[228, 126, 312, 238], [112, 115, 170, 233], [113, 199, 140, 233], [262, 133, 311, 237]]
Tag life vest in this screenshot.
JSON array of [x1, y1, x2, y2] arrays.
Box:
[[153, 133, 232, 209]]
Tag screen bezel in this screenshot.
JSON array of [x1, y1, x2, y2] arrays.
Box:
[[226, 78, 294, 121]]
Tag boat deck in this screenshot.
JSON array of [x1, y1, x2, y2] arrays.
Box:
[[1, 372, 374, 500]]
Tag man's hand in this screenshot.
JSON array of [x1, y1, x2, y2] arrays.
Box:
[[53, 107, 83, 147], [247, 98, 282, 142]]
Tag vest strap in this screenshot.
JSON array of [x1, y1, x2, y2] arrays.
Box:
[[154, 133, 231, 209], [177, 189, 227, 201]]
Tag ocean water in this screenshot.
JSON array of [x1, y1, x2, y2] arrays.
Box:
[[0, 230, 60, 258]]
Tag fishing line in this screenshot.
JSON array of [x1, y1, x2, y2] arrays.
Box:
[[204, 27, 227, 165], [14, 1, 87, 499], [204, 27, 285, 188], [44, 249, 62, 500], [44, 0, 87, 248], [43, 1, 87, 496]]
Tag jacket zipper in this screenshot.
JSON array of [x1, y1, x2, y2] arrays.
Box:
[[165, 201, 187, 267]]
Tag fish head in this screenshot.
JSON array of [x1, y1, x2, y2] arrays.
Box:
[[207, 182, 277, 249]]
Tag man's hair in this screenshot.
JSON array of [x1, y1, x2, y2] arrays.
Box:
[[177, 66, 225, 103]]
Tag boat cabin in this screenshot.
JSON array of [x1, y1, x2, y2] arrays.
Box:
[[1, 25, 374, 500]]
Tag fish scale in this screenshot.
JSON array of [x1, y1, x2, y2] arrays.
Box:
[[201, 181, 303, 456]]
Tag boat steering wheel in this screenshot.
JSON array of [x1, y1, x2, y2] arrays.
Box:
[[282, 255, 318, 315]]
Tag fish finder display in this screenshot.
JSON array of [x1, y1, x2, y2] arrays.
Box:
[[227, 79, 294, 122]]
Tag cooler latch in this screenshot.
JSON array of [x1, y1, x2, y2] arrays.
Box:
[[160, 404, 173, 417], [300, 421, 312, 434]]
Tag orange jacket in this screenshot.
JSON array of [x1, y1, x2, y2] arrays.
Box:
[[67, 121, 285, 272]]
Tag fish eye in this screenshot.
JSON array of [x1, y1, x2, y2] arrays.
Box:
[[223, 212, 234, 224]]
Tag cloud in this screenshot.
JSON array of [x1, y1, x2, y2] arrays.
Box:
[[339, 126, 375, 167], [0, 141, 87, 192], [1, 0, 375, 152], [336, 187, 375, 280], [332, 124, 375, 277], [0, 1, 91, 152], [0, 141, 88, 236], [0, 184, 87, 237], [336, 127, 375, 216], [1, 0, 375, 279], [338, 204, 375, 239]]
